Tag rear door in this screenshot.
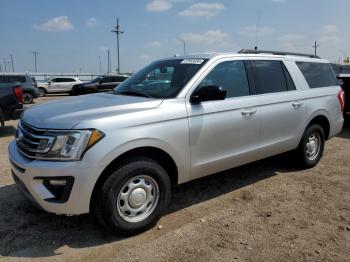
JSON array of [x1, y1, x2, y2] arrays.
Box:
[[248, 59, 306, 159], [60, 78, 76, 91]]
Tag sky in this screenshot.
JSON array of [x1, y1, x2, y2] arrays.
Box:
[[0, 0, 349, 73]]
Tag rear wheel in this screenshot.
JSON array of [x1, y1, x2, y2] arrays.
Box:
[[295, 124, 325, 168], [94, 157, 171, 235], [23, 92, 34, 104]]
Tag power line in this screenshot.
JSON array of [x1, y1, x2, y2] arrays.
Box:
[[31, 51, 39, 72], [111, 18, 124, 74]]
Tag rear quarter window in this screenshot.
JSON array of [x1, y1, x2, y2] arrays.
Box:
[[296, 62, 337, 88]]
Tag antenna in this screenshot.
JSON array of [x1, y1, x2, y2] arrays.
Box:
[[255, 10, 261, 50]]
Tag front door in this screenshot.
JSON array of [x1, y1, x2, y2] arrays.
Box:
[[186, 60, 260, 180]]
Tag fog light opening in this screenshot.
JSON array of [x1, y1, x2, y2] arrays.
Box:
[[49, 179, 67, 186]]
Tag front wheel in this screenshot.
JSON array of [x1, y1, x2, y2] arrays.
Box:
[[94, 157, 171, 235], [0, 107, 4, 127], [38, 88, 46, 97], [295, 124, 325, 168], [23, 92, 34, 104]]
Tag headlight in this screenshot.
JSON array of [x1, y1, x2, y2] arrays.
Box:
[[40, 129, 104, 161]]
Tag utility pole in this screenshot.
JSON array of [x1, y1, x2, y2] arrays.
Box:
[[111, 18, 124, 74], [7, 61, 11, 72], [177, 38, 186, 55], [3, 58, 7, 72], [0, 65, 2, 72], [31, 51, 39, 72], [10, 54, 14, 72], [99, 55, 102, 73], [312, 41, 320, 56], [107, 49, 110, 73]]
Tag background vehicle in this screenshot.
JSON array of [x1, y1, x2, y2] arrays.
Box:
[[71, 75, 128, 95], [332, 64, 350, 116], [0, 83, 23, 127], [38, 77, 82, 96], [0, 74, 39, 104], [9, 51, 344, 235]]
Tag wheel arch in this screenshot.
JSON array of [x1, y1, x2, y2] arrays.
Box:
[[90, 146, 179, 211], [305, 114, 330, 140]]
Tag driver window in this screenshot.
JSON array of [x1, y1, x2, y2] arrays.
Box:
[[198, 61, 250, 98]]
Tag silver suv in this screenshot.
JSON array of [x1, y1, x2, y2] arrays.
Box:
[[9, 50, 344, 234]]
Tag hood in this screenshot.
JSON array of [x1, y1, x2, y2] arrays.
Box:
[[22, 93, 163, 129]]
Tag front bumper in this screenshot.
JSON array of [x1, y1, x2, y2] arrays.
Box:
[[8, 141, 104, 215], [11, 108, 23, 120]]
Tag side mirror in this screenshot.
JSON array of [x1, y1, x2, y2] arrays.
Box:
[[47, 80, 52, 84], [190, 85, 227, 104]]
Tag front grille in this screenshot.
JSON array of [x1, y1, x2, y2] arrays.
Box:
[[16, 121, 55, 159]]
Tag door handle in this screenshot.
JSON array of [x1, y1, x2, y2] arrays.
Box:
[[241, 109, 257, 116], [292, 101, 303, 108]]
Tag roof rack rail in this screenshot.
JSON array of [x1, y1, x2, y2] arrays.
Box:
[[238, 49, 320, 59]]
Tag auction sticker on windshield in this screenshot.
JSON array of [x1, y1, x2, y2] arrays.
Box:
[[181, 59, 204, 64]]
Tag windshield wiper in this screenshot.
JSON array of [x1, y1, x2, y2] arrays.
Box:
[[117, 90, 153, 98]]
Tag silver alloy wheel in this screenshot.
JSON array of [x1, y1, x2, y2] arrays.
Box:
[[39, 88, 45, 97], [305, 132, 321, 161], [117, 175, 159, 223]]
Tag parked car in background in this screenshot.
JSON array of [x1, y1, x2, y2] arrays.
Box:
[[0, 83, 23, 127], [37, 77, 82, 96], [0, 74, 39, 104], [70, 75, 128, 95], [332, 64, 350, 116], [9, 50, 344, 235]]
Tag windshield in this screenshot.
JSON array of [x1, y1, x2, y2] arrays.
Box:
[[114, 58, 208, 98], [91, 76, 104, 83]]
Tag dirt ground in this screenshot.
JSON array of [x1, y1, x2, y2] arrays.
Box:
[[0, 95, 349, 262]]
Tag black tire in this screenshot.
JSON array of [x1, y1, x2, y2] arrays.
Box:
[[94, 157, 171, 235], [0, 107, 4, 127], [23, 92, 34, 104], [39, 88, 46, 97], [295, 124, 325, 168]]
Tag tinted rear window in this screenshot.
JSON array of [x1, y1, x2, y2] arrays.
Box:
[[296, 62, 337, 88], [251, 60, 288, 94], [0, 75, 26, 83]]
